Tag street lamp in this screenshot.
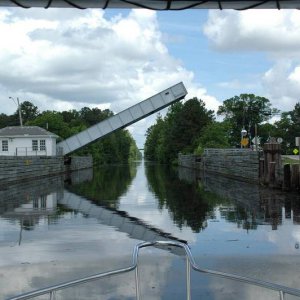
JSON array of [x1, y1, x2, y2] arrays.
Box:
[[9, 96, 23, 127]]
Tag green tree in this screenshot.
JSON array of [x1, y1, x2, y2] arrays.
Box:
[[273, 103, 300, 153], [170, 98, 214, 154], [61, 110, 81, 127], [144, 98, 214, 163], [27, 111, 71, 139], [80, 107, 112, 126], [195, 121, 230, 154], [20, 101, 39, 124], [0, 113, 9, 129], [217, 94, 278, 146], [144, 114, 166, 161]]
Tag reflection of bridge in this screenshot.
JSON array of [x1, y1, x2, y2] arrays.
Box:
[[57, 83, 187, 155], [59, 190, 186, 247]]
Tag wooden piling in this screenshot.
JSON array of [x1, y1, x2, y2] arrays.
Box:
[[262, 142, 282, 187], [283, 164, 291, 191], [268, 162, 276, 187], [291, 164, 300, 190]]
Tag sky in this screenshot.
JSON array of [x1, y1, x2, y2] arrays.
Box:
[[1, 8, 300, 148]]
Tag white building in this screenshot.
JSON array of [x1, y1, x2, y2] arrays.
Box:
[[0, 126, 59, 156]]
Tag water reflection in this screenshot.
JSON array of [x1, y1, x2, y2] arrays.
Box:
[[146, 164, 226, 233], [177, 166, 300, 232], [2, 162, 300, 299], [65, 163, 140, 208]]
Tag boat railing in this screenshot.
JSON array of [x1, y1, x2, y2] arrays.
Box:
[[6, 240, 300, 300]]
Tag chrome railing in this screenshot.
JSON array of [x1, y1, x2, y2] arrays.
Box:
[[7, 240, 300, 300]]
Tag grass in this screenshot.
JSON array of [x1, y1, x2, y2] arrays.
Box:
[[282, 157, 300, 165]]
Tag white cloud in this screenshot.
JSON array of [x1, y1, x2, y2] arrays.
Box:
[[261, 60, 300, 110], [203, 10, 300, 111], [0, 8, 218, 147], [203, 10, 300, 53]]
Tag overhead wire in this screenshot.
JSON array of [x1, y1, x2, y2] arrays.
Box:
[[44, 0, 53, 8], [119, 0, 211, 11], [276, 0, 281, 9], [63, 0, 86, 9], [218, 1, 222, 9], [102, 0, 110, 9], [3, 0, 294, 10], [9, 0, 30, 8], [235, 0, 272, 10]]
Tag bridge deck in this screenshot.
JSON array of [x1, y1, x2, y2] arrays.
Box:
[[56, 82, 187, 155]]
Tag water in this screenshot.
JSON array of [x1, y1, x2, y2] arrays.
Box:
[[1, 161, 300, 299]]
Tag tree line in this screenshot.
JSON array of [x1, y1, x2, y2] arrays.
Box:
[[0, 101, 141, 164], [144, 94, 300, 163]]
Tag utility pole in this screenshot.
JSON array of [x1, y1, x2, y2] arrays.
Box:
[[9, 97, 23, 126], [255, 124, 258, 151]]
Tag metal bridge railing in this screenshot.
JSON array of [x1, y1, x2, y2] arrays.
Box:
[[7, 241, 300, 300]]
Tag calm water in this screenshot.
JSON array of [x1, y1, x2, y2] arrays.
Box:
[[1, 161, 300, 299]]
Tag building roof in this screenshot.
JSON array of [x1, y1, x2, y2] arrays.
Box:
[[0, 126, 58, 138]]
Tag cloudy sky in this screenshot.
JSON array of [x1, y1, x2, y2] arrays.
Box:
[[0, 7, 300, 147]]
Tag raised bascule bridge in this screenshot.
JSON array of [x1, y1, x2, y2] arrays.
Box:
[[57, 82, 187, 155]]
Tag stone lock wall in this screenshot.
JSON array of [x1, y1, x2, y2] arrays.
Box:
[[0, 156, 65, 185], [178, 149, 260, 183], [0, 155, 93, 185]]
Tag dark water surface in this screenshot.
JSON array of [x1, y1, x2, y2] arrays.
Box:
[[1, 161, 300, 299]]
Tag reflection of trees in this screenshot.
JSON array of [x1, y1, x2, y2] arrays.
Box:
[[219, 206, 258, 230], [145, 164, 225, 233], [65, 163, 138, 209]]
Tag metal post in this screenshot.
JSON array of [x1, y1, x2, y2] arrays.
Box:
[[135, 262, 141, 300], [186, 256, 191, 300], [9, 96, 23, 127], [17, 98, 23, 127], [49, 291, 55, 300]]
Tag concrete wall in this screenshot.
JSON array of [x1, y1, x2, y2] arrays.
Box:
[[66, 156, 93, 172], [177, 154, 202, 169], [0, 155, 93, 185], [0, 156, 65, 185], [178, 149, 260, 183]]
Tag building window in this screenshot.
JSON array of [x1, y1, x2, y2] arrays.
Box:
[[40, 140, 46, 151], [2, 140, 8, 151], [40, 195, 47, 208], [32, 140, 38, 151], [33, 198, 39, 208]]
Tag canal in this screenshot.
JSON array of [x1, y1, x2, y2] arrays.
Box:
[[1, 161, 300, 299]]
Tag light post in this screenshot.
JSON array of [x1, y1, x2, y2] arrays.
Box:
[[9, 96, 23, 127]]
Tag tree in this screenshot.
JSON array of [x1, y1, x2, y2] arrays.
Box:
[[61, 110, 81, 127], [273, 103, 300, 154], [144, 98, 214, 163], [217, 94, 278, 146], [20, 101, 39, 124], [79, 107, 112, 126], [0, 113, 9, 129], [195, 121, 230, 154], [27, 111, 71, 139], [144, 114, 166, 161]]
